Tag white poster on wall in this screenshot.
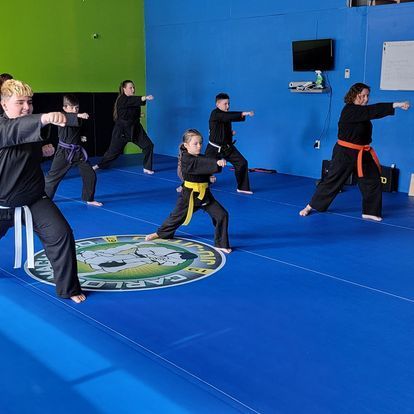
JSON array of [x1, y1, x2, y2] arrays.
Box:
[[380, 41, 414, 91]]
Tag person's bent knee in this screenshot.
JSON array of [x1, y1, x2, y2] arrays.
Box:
[[239, 158, 248, 169], [48, 220, 74, 242], [220, 210, 229, 222], [143, 142, 154, 151]]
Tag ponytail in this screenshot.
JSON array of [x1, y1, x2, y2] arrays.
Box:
[[177, 143, 186, 180], [113, 79, 134, 121]]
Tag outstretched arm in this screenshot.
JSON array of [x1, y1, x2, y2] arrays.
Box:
[[0, 114, 42, 148], [56, 112, 81, 128], [1, 112, 66, 149], [210, 110, 247, 123], [340, 102, 407, 123], [181, 153, 222, 175]]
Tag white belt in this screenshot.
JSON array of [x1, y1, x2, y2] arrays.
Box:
[[0, 205, 35, 268], [208, 141, 222, 150]]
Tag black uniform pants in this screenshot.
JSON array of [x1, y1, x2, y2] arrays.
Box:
[[310, 144, 382, 216], [98, 122, 154, 171], [45, 150, 97, 202], [0, 197, 82, 298], [156, 193, 230, 248], [205, 144, 251, 191]]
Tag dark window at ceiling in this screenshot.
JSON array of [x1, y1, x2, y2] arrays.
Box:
[[348, 0, 414, 6]]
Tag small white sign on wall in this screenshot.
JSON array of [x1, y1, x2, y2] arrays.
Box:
[[380, 41, 414, 91]]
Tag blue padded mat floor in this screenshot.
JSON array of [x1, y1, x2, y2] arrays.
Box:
[[1, 153, 414, 414]]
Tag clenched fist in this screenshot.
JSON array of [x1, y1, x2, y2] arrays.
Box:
[[41, 144, 55, 157], [41, 112, 67, 127]]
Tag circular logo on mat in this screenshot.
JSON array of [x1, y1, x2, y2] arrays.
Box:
[[25, 235, 225, 291]]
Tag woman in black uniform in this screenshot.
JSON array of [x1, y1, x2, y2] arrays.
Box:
[[300, 83, 410, 221], [146, 129, 231, 253], [93, 80, 155, 174]]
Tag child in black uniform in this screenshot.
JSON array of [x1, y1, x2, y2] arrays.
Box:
[[206, 92, 254, 194], [45, 94, 102, 206], [300, 83, 410, 221], [146, 129, 231, 254], [93, 80, 155, 174], [0, 80, 85, 303]]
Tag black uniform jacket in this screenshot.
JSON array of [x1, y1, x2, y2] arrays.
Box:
[[116, 95, 146, 123], [338, 103, 394, 145], [208, 108, 245, 146], [0, 114, 44, 208], [58, 113, 83, 144], [181, 152, 220, 205]]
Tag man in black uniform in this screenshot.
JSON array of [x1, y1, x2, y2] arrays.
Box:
[[205, 93, 254, 194], [0, 79, 86, 303], [300, 83, 410, 221]]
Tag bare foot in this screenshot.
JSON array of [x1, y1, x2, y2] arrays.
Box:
[[237, 189, 253, 195], [87, 200, 103, 207], [70, 293, 86, 303], [145, 232, 159, 241], [299, 204, 313, 216], [217, 247, 232, 254], [143, 169, 155, 175], [92, 164, 99, 171], [362, 214, 382, 222]]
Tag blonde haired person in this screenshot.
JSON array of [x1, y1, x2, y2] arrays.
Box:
[[0, 79, 85, 303]]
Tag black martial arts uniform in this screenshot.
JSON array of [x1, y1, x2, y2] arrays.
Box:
[[45, 113, 97, 201], [309, 103, 395, 216], [205, 107, 251, 191], [0, 114, 82, 298], [156, 151, 230, 248], [97, 95, 154, 170]]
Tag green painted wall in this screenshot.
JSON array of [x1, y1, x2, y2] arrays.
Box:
[[2, 0, 146, 93], [1, 0, 146, 153]]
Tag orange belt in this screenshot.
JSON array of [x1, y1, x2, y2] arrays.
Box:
[[337, 139, 381, 178]]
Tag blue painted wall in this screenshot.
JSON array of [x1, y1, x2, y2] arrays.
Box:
[[364, 5, 414, 189], [145, 0, 414, 192]]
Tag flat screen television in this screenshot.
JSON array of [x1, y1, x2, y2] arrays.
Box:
[[292, 38, 334, 71]]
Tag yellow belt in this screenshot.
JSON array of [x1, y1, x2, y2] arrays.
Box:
[[182, 181, 209, 225]]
